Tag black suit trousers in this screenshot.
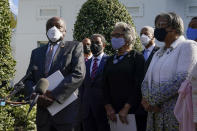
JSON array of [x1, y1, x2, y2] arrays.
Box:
[[83, 108, 110, 131]]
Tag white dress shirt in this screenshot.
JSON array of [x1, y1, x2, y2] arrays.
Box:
[[90, 52, 104, 74], [144, 44, 155, 59], [87, 53, 93, 59]]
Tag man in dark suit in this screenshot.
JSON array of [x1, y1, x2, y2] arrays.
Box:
[[82, 38, 92, 62], [24, 17, 86, 131], [134, 26, 160, 131], [81, 34, 110, 131], [140, 26, 159, 73]]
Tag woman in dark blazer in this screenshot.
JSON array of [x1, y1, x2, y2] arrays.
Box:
[[103, 22, 145, 131]]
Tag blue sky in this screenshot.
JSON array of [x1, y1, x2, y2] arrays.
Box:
[[9, 0, 18, 15]]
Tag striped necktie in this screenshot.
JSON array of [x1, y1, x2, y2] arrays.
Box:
[[45, 44, 54, 75], [91, 58, 98, 79]]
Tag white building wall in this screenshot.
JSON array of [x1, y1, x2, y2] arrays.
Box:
[[120, 0, 197, 46], [14, 0, 86, 82], [13, 0, 197, 82]]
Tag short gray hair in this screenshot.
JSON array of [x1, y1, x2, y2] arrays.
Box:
[[114, 22, 136, 47], [141, 26, 154, 36], [155, 12, 184, 35]]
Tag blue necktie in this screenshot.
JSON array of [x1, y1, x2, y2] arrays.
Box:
[[144, 49, 149, 61]]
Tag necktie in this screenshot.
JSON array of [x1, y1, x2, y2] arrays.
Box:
[[45, 44, 54, 74], [91, 58, 98, 79], [85, 57, 88, 62], [144, 49, 149, 61]]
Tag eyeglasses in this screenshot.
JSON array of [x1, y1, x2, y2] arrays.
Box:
[[111, 33, 124, 37], [155, 21, 169, 28]]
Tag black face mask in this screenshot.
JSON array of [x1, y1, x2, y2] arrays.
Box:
[[83, 45, 91, 54], [154, 28, 168, 42], [90, 43, 103, 56]]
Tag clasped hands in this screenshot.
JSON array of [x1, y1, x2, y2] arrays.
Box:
[[105, 103, 131, 124], [31, 90, 55, 108], [141, 98, 160, 112]]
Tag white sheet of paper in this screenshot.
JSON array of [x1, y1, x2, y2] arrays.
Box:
[[47, 91, 78, 116], [33, 70, 78, 116], [32, 70, 64, 91], [109, 114, 137, 131], [45, 70, 64, 91]]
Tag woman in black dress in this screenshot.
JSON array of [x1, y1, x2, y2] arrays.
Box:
[[103, 22, 145, 130]]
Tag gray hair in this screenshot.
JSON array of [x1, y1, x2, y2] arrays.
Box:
[[141, 26, 154, 36], [114, 22, 136, 47], [155, 12, 184, 35], [90, 34, 106, 44]]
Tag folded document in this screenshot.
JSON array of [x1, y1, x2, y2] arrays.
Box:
[[33, 70, 78, 116], [109, 114, 137, 131]]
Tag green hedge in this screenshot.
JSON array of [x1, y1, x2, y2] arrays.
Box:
[[0, 0, 36, 130], [73, 0, 142, 55]]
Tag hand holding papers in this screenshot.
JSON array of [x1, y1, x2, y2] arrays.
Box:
[[46, 70, 78, 116], [109, 114, 137, 131], [33, 70, 78, 116]]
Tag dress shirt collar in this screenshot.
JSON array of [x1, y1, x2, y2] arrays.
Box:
[[156, 35, 185, 57], [48, 41, 61, 47], [92, 52, 104, 61], [145, 44, 155, 52], [170, 35, 185, 49], [88, 53, 93, 59]]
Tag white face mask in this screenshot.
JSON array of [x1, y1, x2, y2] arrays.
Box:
[[111, 37, 125, 50], [140, 34, 151, 46], [47, 26, 63, 42]]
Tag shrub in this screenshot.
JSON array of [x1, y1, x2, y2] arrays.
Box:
[[73, 0, 142, 55], [0, 0, 16, 130], [0, 0, 36, 130]]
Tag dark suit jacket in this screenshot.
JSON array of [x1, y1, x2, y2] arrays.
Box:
[[142, 46, 159, 73], [135, 46, 159, 116], [24, 41, 86, 126], [81, 54, 108, 120]]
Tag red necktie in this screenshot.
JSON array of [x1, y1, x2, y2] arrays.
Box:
[[91, 58, 98, 79]]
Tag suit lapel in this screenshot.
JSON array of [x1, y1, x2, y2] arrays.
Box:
[[86, 58, 92, 80], [40, 44, 48, 75], [142, 49, 145, 54], [146, 46, 157, 63]]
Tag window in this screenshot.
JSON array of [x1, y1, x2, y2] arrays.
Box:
[[185, 3, 197, 17], [37, 41, 48, 47], [36, 6, 61, 20], [40, 9, 57, 16], [120, 1, 144, 17]]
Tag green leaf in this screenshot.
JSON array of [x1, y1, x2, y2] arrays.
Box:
[[73, 0, 142, 55]]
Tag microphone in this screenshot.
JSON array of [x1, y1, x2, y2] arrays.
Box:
[[6, 66, 38, 99], [18, 66, 38, 84], [27, 78, 49, 115]]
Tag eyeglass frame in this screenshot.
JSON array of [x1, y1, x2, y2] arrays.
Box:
[[155, 21, 169, 28], [111, 33, 125, 38]]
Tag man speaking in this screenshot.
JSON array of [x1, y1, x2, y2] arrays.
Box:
[[24, 17, 86, 131]]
